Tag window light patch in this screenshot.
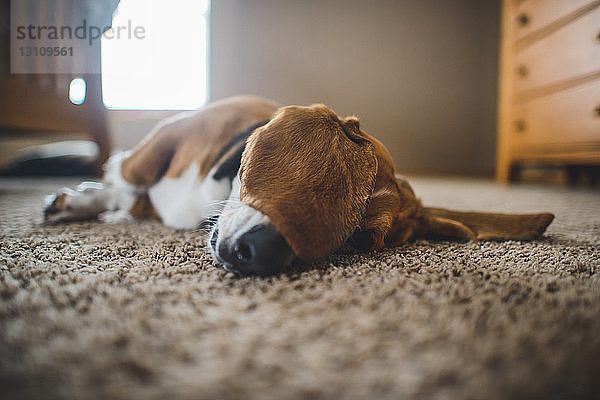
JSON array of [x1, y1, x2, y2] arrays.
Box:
[[69, 78, 86, 105], [101, 0, 209, 110]]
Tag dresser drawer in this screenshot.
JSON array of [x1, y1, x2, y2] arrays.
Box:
[[513, 5, 600, 93], [514, 0, 598, 39], [511, 80, 600, 148]]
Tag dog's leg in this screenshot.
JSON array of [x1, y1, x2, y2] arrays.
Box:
[[422, 208, 554, 241], [44, 152, 144, 222]]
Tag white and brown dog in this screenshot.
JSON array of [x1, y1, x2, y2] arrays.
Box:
[[44, 95, 554, 275]]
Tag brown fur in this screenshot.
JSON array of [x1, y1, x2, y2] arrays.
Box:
[[422, 208, 555, 241], [129, 194, 159, 219]]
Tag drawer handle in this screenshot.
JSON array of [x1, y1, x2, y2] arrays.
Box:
[[516, 65, 528, 78], [516, 13, 529, 27], [514, 120, 526, 133]]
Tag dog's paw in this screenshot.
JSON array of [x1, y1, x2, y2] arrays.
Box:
[[43, 189, 76, 222], [43, 186, 104, 223]]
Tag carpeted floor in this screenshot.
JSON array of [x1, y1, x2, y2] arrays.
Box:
[[1, 177, 599, 400]]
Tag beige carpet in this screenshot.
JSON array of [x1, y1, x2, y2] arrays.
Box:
[[1, 177, 599, 400]]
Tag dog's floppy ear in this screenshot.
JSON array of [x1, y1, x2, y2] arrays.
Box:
[[419, 208, 554, 241], [239, 105, 377, 261], [340, 116, 367, 144]]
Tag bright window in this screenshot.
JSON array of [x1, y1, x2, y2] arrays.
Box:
[[101, 0, 209, 110]]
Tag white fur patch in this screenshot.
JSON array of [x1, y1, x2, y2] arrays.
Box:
[[210, 175, 270, 254], [103, 151, 142, 212], [148, 163, 231, 229]]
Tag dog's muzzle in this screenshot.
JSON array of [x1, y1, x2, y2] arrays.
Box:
[[210, 222, 294, 276], [208, 176, 295, 276]]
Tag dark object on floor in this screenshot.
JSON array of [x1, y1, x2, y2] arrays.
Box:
[[0, 141, 98, 177]]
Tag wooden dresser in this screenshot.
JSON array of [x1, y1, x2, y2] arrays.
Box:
[[497, 0, 600, 182]]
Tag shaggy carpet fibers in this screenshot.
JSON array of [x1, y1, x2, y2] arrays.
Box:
[[1, 177, 599, 400]]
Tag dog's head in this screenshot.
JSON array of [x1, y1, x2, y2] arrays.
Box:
[[209, 103, 421, 275]]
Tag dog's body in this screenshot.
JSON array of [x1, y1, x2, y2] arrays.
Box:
[[45, 96, 554, 275]]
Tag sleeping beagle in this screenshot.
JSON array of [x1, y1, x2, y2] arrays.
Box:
[[44, 95, 554, 275]]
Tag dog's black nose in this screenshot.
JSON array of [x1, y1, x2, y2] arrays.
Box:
[[218, 224, 294, 275]]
